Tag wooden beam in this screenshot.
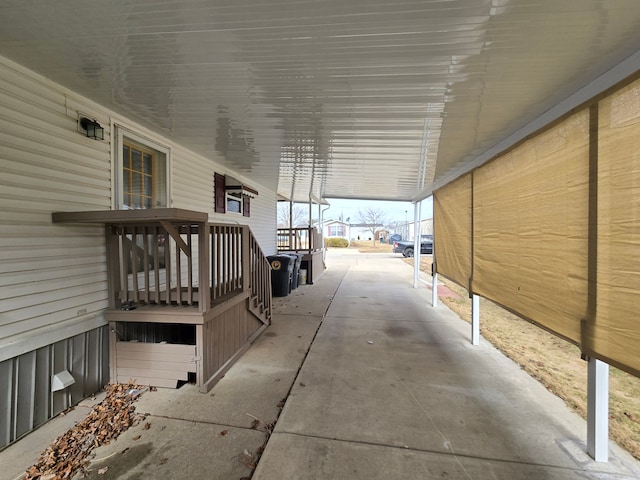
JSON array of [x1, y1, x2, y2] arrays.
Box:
[[52, 208, 208, 224], [160, 220, 191, 257]]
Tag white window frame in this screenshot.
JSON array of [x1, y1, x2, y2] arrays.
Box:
[[328, 225, 345, 237], [113, 125, 171, 210], [225, 191, 243, 214]]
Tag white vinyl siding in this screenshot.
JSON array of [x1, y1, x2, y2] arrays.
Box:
[[0, 59, 111, 362], [246, 189, 277, 255], [0, 55, 278, 361], [171, 144, 277, 255]]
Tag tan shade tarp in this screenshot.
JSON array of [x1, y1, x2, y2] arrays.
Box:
[[433, 173, 472, 288], [586, 79, 640, 376], [472, 110, 590, 344]]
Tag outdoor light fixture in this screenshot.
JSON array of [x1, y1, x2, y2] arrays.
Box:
[[79, 117, 104, 140]]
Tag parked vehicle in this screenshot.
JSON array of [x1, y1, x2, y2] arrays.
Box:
[[393, 235, 433, 257]]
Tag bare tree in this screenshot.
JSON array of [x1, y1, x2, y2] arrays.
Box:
[[277, 202, 308, 228], [356, 207, 388, 245]]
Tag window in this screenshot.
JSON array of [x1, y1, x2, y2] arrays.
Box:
[[116, 127, 168, 209], [214, 173, 256, 217], [329, 225, 345, 237], [226, 192, 242, 213]]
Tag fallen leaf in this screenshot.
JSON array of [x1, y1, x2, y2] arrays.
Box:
[[24, 383, 147, 480], [98, 466, 109, 474], [220, 430, 228, 436]]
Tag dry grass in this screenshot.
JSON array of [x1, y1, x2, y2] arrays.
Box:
[[348, 240, 393, 253], [403, 256, 640, 460]]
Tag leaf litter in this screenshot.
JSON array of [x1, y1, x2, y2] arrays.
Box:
[[24, 382, 149, 480]]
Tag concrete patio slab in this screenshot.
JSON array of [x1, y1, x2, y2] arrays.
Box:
[[3, 250, 640, 480], [255, 251, 640, 480], [254, 433, 597, 480], [79, 416, 264, 480], [132, 313, 324, 428]]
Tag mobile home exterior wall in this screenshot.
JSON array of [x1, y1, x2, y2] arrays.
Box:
[[0, 56, 277, 449]]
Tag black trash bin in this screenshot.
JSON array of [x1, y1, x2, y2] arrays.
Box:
[[267, 255, 294, 297]]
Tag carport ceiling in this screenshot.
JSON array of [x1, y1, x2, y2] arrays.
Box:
[[2, 1, 640, 202]]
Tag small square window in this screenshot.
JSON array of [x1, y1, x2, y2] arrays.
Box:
[[227, 195, 242, 213]]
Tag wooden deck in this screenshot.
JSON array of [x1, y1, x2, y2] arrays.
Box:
[[277, 227, 325, 283], [53, 209, 271, 391]]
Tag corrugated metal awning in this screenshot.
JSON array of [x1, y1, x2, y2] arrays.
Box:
[[2, 1, 640, 202]]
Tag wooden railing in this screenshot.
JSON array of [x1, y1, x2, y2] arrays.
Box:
[[105, 220, 270, 322], [249, 232, 272, 319], [209, 224, 244, 303], [115, 224, 196, 307], [52, 209, 272, 391], [277, 227, 322, 252]]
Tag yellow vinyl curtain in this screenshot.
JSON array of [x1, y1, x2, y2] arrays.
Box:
[[584, 78, 640, 376], [472, 110, 590, 344], [434, 84, 640, 377], [433, 173, 472, 288]]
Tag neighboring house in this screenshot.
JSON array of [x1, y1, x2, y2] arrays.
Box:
[[323, 220, 349, 239], [349, 223, 383, 241], [393, 218, 434, 241], [322, 220, 384, 241], [0, 57, 278, 448]]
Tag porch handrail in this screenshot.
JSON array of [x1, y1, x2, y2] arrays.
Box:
[[277, 227, 321, 252], [53, 209, 271, 324], [105, 220, 270, 323], [248, 229, 272, 321]]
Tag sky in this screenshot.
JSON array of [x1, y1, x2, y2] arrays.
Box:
[[320, 197, 433, 225]]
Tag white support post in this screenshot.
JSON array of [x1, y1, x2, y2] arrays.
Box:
[[413, 201, 422, 288], [431, 273, 438, 307], [587, 357, 609, 462], [471, 294, 480, 346]]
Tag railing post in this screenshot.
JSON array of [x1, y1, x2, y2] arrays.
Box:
[[105, 225, 121, 309], [471, 294, 480, 346], [587, 356, 610, 462], [198, 222, 211, 313], [242, 226, 251, 293]]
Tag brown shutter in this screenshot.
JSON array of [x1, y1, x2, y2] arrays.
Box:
[[243, 196, 250, 217], [214, 173, 226, 213]]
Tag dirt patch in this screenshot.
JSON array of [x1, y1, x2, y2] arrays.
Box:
[[403, 257, 640, 461]]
